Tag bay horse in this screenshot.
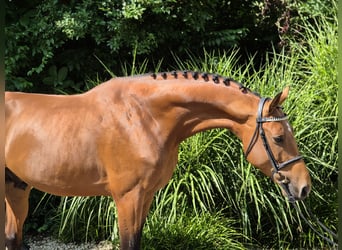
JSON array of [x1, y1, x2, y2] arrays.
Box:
[[5, 71, 311, 250]]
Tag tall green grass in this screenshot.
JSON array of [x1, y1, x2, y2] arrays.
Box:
[[57, 196, 118, 243], [143, 212, 247, 250], [54, 6, 337, 249]]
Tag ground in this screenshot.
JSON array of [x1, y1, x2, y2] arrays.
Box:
[[26, 236, 115, 250]]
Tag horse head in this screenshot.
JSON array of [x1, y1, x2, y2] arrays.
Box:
[[243, 87, 311, 201]]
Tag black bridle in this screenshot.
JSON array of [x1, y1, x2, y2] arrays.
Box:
[[245, 97, 303, 202]]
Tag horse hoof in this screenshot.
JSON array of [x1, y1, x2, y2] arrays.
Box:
[[5, 242, 30, 250]]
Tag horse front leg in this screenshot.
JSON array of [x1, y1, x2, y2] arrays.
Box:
[[113, 186, 154, 250]]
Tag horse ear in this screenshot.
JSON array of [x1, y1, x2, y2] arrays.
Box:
[[269, 86, 289, 113]]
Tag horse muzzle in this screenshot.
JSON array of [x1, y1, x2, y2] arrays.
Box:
[[274, 172, 311, 202]]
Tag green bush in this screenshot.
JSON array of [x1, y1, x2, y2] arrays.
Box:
[[5, 0, 290, 93]]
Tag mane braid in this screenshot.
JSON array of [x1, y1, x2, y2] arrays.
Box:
[[212, 74, 220, 84], [147, 71, 260, 97], [201, 73, 209, 81], [171, 71, 178, 78]]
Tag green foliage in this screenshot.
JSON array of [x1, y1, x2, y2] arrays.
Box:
[[143, 212, 247, 250], [24, 190, 61, 235], [289, 0, 335, 18], [277, 0, 336, 48], [285, 9, 338, 247], [42, 66, 76, 91], [5, 0, 287, 93], [152, 130, 234, 221], [57, 196, 119, 243]]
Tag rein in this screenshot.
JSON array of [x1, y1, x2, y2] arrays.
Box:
[[245, 97, 338, 247], [293, 201, 338, 247]]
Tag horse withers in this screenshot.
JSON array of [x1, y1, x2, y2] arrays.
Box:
[[5, 71, 311, 250]]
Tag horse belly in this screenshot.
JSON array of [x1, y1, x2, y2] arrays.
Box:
[[7, 156, 110, 196], [6, 127, 110, 196], [31, 178, 111, 197]]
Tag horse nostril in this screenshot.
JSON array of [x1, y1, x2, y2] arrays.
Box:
[[300, 185, 310, 199]]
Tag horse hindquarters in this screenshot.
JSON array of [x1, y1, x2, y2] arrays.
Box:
[[5, 182, 31, 250]]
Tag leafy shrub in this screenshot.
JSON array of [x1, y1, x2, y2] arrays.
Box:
[[5, 0, 290, 93]]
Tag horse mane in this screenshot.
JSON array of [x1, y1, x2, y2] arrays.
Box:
[[144, 70, 261, 97]]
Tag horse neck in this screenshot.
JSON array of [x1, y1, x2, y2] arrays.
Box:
[[111, 72, 260, 145]]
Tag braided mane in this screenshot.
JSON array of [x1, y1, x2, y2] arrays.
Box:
[[147, 70, 260, 97]]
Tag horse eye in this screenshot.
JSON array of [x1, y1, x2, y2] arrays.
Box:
[[273, 136, 284, 144]]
